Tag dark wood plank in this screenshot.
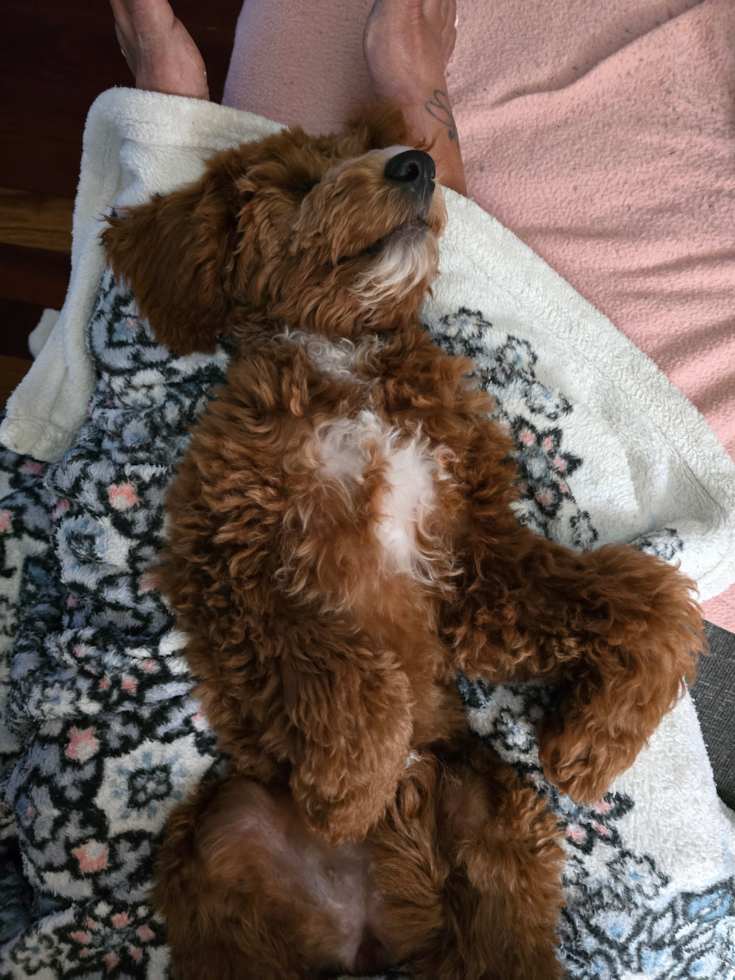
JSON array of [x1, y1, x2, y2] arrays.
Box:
[[0, 1, 242, 359], [1, 0, 242, 198], [0, 243, 70, 309], [0, 187, 73, 252]]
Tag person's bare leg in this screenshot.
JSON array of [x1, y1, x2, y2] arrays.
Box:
[[109, 0, 465, 193], [110, 0, 209, 100], [364, 0, 466, 195]]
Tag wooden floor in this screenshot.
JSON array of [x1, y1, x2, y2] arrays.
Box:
[[0, 0, 243, 404]]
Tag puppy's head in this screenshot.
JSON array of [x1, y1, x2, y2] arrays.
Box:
[[102, 105, 447, 355]]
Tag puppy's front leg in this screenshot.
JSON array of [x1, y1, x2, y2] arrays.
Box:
[[442, 426, 704, 803], [261, 616, 415, 845]]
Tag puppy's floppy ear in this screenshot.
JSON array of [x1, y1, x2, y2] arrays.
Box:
[[345, 101, 417, 151], [102, 160, 243, 355]]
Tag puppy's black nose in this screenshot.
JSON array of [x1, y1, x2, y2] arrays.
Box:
[[383, 150, 435, 208]]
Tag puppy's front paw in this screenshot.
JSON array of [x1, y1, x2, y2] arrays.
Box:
[[537, 714, 639, 804], [291, 774, 394, 846], [535, 549, 704, 803]]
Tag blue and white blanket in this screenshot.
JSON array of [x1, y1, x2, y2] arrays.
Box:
[[0, 89, 734, 979]]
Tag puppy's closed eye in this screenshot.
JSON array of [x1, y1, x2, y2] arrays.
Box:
[[289, 176, 320, 196]]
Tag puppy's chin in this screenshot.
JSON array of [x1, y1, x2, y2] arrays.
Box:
[[351, 230, 440, 307], [384, 219, 430, 249]]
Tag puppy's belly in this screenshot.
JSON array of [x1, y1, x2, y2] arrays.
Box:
[[199, 778, 392, 975]]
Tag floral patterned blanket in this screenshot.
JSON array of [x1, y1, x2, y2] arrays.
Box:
[[0, 267, 733, 979]]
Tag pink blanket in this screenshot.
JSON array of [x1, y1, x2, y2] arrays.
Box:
[[222, 0, 735, 630]]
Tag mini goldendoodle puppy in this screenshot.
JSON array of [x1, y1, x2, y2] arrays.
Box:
[[103, 105, 703, 980]]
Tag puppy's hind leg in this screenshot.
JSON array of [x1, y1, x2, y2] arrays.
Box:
[[368, 747, 564, 980], [422, 745, 565, 980]]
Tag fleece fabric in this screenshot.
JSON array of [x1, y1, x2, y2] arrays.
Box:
[[1, 274, 732, 979], [0, 87, 733, 978]]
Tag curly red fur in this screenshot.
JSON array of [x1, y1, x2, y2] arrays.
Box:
[[103, 104, 705, 979]]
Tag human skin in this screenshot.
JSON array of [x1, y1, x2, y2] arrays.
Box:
[[109, 0, 209, 100], [109, 0, 467, 194], [363, 0, 467, 194]]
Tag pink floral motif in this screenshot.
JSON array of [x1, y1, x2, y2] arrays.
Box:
[[0, 510, 11, 533], [137, 925, 154, 943], [20, 460, 44, 476], [566, 825, 586, 844], [72, 840, 109, 874], [593, 800, 613, 815], [66, 594, 77, 608], [519, 428, 536, 445], [191, 711, 210, 732], [553, 456, 566, 472], [121, 675, 138, 695], [140, 659, 158, 674], [535, 490, 552, 507], [79, 949, 90, 959], [111, 911, 130, 928], [104, 952, 119, 971], [591, 821, 612, 838], [65, 727, 100, 763], [108, 483, 140, 511], [138, 572, 156, 592], [51, 499, 70, 520], [129, 946, 143, 963], [71, 931, 91, 944]]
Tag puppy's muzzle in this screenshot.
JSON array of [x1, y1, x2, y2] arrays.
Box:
[[384, 150, 436, 217]]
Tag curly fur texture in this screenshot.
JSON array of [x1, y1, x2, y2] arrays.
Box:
[[103, 104, 705, 980]]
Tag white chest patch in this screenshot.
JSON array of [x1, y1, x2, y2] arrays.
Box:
[[313, 410, 449, 585]]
